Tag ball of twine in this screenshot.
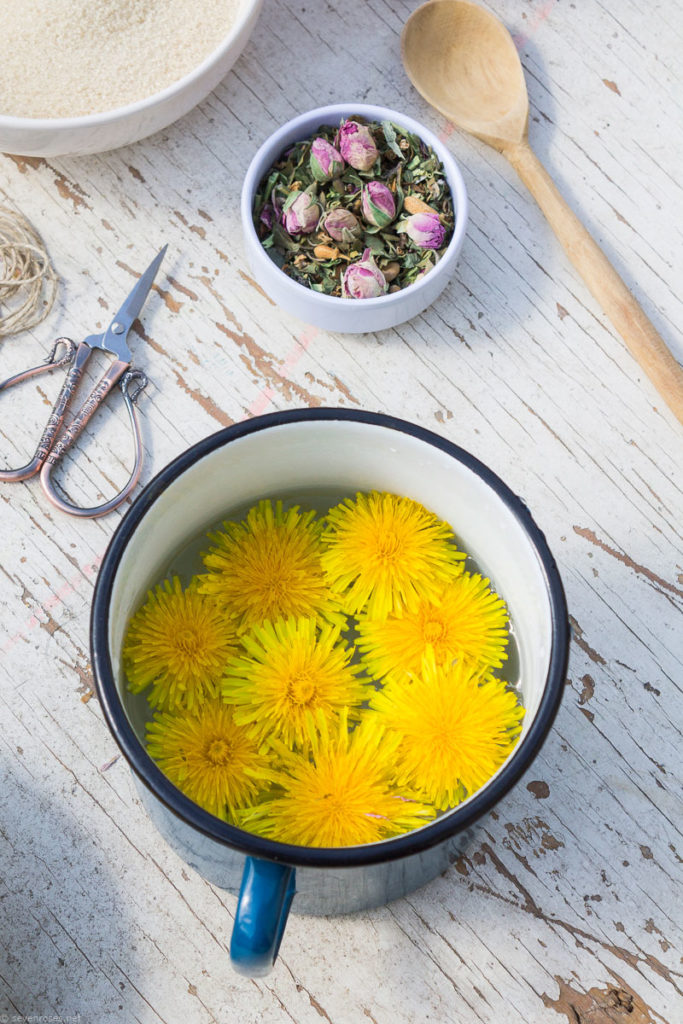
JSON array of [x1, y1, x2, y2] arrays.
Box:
[[0, 205, 58, 336]]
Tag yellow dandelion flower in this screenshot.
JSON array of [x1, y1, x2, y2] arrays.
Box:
[[237, 711, 435, 847], [146, 699, 270, 821], [372, 653, 525, 809], [197, 499, 343, 633], [123, 576, 238, 711], [320, 491, 465, 620], [357, 575, 509, 681], [223, 617, 366, 748]]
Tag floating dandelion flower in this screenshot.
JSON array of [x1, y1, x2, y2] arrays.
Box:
[[198, 499, 343, 632], [223, 617, 366, 748], [123, 576, 238, 711], [146, 699, 269, 821], [357, 574, 509, 681], [237, 711, 435, 847], [321, 491, 466, 620], [372, 653, 525, 809]]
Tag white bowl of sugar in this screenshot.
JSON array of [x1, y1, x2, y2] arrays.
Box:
[[0, 0, 263, 157]]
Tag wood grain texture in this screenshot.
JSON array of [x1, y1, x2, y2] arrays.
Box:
[[404, 0, 683, 421], [503, 137, 683, 424], [0, 1, 681, 1022]]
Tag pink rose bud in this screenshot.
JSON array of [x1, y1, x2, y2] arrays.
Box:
[[361, 181, 396, 228], [324, 208, 362, 243], [341, 248, 388, 299], [259, 204, 274, 230], [337, 120, 379, 171], [397, 212, 446, 249], [283, 190, 321, 235], [310, 137, 345, 181]]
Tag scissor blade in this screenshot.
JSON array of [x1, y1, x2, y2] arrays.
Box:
[[99, 245, 167, 359]]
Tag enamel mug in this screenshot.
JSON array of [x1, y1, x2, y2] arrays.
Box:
[[90, 409, 569, 976]]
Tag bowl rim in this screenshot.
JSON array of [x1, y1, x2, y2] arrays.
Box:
[[90, 408, 569, 870], [0, 0, 263, 129], [240, 102, 469, 310]]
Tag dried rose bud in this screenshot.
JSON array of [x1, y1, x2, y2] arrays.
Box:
[[361, 181, 396, 228], [259, 204, 274, 230], [341, 248, 388, 299], [337, 120, 379, 171], [324, 208, 361, 244], [283, 190, 321, 234], [397, 211, 446, 249], [309, 137, 345, 182]]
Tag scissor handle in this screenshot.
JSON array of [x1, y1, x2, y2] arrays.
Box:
[[0, 338, 92, 482], [39, 364, 148, 518]]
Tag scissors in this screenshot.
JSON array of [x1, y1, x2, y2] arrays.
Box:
[[0, 246, 166, 518]]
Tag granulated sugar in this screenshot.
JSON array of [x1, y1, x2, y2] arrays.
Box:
[[0, 0, 246, 118]]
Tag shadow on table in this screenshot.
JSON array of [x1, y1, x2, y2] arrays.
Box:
[[0, 752, 137, 1020]]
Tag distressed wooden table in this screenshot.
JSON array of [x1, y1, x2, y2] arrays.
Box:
[[1, 2, 681, 1022]]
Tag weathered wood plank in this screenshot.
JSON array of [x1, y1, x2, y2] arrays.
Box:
[[1, 0, 681, 1021]]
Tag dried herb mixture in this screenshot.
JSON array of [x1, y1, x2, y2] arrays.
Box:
[[252, 116, 455, 299]]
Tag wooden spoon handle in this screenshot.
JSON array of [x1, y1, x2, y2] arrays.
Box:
[[503, 139, 683, 425]]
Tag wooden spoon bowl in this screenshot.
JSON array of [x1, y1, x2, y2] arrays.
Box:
[[402, 0, 528, 148]]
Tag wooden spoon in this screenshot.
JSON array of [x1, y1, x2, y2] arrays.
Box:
[[402, 0, 683, 425]]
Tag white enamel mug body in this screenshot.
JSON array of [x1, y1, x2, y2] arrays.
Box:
[[91, 410, 569, 975]]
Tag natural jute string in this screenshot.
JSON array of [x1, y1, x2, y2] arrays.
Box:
[[0, 205, 58, 336]]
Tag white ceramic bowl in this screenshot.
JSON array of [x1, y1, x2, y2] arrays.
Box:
[[0, 0, 263, 157], [241, 103, 468, 334]]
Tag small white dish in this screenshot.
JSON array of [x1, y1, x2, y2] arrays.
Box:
[[0, 0, 263, 157], [240, 103, 469, 334]]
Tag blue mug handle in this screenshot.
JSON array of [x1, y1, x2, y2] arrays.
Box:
[[230, 857, 296, 976]]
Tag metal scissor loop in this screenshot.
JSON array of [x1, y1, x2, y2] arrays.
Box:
[[40, 369, 150, 518], [0, 246, 166, 518]]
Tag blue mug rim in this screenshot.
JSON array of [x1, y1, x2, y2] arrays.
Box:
[[90, 407, 570, 869]]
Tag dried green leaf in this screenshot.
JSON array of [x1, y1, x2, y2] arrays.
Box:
[[382, 120, 405, 161]]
